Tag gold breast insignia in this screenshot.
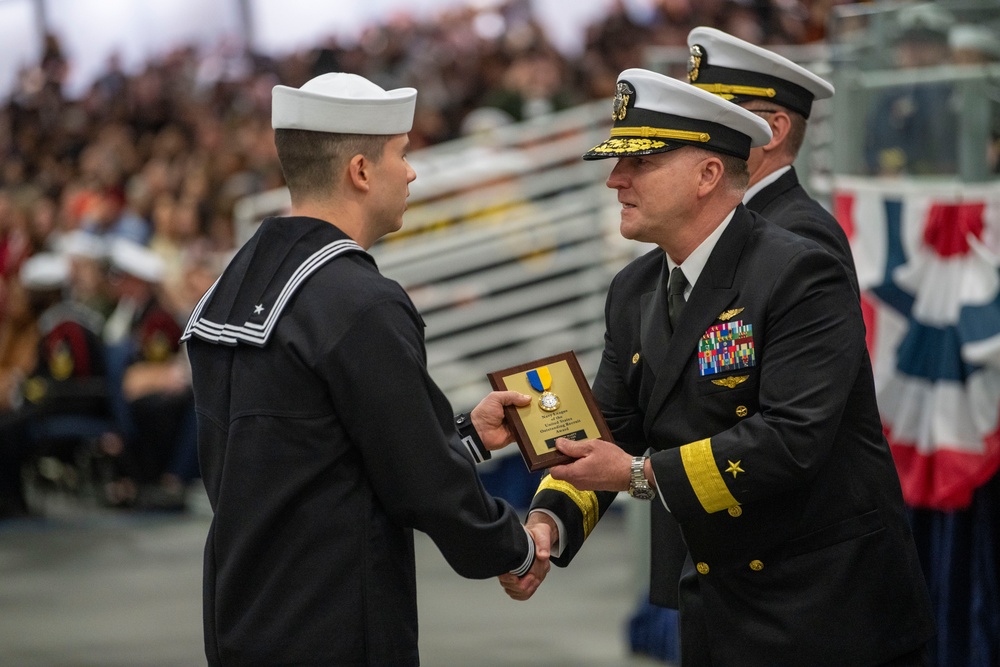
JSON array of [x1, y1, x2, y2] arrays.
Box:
[[718, 308, 744, 321], [711, 374, 749, 389]]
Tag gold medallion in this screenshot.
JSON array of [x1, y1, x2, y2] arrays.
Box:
[[539, 391, 561, 412]]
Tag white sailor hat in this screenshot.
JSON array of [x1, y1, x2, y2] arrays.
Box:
[[950, 24, 1000, 60], [686, 27, 833, 119], [20, 253, 69, 291], [59, 229, 109, 260], [110, 239, 164, 284], [583, 68, 771, 161], [271, 72, 417, 135], [896, 3, 953, 44]]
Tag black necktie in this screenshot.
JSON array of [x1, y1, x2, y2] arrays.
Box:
[[668, 267, 688, 331]]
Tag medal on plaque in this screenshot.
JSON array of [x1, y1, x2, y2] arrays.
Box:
[[526, 367, 561, 412]]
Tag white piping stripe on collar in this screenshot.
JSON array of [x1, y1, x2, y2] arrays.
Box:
[[181, 239, 364, 346], [181, 275, 222, 340]]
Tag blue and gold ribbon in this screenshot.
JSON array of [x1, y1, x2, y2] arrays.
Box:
[[528, 366, 561, 411], [526, 367, 552, 392]]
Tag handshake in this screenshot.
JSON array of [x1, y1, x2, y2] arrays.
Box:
[[470, 390, 641, 602], [500, 512, 557, 601]]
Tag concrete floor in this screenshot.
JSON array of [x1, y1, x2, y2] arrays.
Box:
[[0, 486, 670, 667]]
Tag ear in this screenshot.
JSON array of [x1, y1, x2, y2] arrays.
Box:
[[696, 155, 725, 196], [347, 153, 370, 193], [762, 110, 792, 152]]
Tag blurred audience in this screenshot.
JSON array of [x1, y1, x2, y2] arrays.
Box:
[[949, 23, 1000, 173], [103, 240, 196, 511], [0, 253, 109, 518], [863, 3, 960, 176]]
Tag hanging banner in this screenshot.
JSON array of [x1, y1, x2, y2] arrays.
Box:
[[833, 177, 1000, 509]]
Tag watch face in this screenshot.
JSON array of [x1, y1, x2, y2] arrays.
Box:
[[629, 486, 655, 500]]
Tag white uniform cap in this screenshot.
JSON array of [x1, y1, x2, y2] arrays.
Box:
[[271, 72, 417, 135], [20, 253, 70, 290], [897, 3, 954, 36], [583, 68, 771, 161], [110, 239, 164, 284], [687, 27, 833, 119], [59, 229, 109, 260], [950, 25, 1000, 60]]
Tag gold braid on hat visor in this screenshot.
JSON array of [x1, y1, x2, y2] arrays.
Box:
[[692, 83, 777, 100], [610, 126, 711, 143]]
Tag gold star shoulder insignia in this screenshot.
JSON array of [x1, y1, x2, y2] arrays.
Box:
[[718, 308, 744, 321], [725, 460, 745, 478]]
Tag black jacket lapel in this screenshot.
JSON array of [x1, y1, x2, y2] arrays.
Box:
[[639, 258, 671, 378], [642, 206, 756, 435]]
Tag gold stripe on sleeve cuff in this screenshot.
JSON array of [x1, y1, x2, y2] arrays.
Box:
[[679, 438, 738, 513], [536, 475, 599, 538]]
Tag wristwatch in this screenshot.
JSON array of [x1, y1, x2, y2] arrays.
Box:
[[628, 456, 656, 500]]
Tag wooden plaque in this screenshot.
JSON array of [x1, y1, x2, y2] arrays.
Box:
[[487, 350, 615, 472]]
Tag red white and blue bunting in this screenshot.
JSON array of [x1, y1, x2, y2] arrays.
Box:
[[834, 177, 1000, 510]]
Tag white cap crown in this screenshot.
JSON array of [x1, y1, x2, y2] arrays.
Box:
[[272, 72, 417, 135], [21, 253, 69, 290], [110, 239, 165, 284]]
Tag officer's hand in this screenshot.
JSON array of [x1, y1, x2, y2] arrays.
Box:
[[548, 438, 632, 492]]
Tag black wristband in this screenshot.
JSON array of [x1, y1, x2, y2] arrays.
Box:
[[455, 412, 491, 463]]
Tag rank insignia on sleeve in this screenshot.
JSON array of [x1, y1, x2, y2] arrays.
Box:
[[698, 320, 755, 376]]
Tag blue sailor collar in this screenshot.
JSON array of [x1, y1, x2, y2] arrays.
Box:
[[181, 216, 368, 347]]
